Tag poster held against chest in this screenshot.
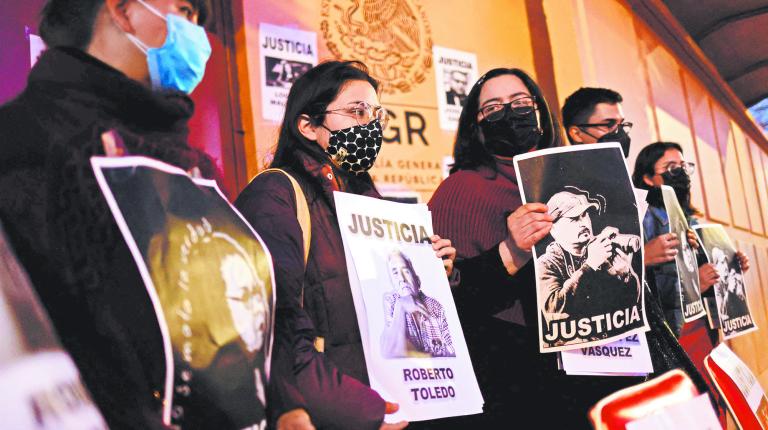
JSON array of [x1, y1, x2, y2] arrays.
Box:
[[92, 157, 275, 429], [660, 185, 705, 322], [333, 191, 483, 422], [704, 343, 768, 429], [693, 224, 757, 339], [514, 143, 648, 353], [0, 226, 107, 429], [259, 23, 318, 122], [433, 46, 478, 131]]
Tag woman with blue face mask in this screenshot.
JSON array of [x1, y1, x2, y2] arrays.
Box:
[[0, 1, 216, 428]]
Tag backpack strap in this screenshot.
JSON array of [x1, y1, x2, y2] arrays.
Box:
[[255, 168, 311, 266]]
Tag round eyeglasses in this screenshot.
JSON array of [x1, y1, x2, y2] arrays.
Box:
[[480, 95, 537, 122], [323, 102, 389, 130]]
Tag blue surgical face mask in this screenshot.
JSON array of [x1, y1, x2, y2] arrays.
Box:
[[125, 0, 211, 93]]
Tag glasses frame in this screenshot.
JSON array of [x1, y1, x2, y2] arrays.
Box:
[[576, 120, 633, 134], [657, 161, 695, 177], [479, 95, 538, 122], [322, 101, 389, 130]]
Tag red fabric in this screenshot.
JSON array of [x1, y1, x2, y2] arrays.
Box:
[[428, 161, 521, 259], [589, 369, 699, 430], [679, 318, 728, 427]]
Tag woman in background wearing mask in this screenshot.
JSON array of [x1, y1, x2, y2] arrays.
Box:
[[425, 69, 710, 429], [235, 61, 456, 430], [0, 0, 214, 428], [632, 141, 750, 426]]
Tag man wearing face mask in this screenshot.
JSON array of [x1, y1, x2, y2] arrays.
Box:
[[0, 1, 215, 428], [562, 87, 633, 157]]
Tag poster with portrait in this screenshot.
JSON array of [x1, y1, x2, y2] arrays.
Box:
[[333, 191, 483, 422], [661, 185, 705, 322], [0, 224, 107, 429], [92, 157, 275, 429], [514, 143, 648, 353], [259, 23, 318, 122], [433, 46, 478, 130], [704, 343, 768, 429], [693, 224, 757, 339]]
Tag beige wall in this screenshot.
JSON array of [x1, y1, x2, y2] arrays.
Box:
[[236, 0, 768, 410]]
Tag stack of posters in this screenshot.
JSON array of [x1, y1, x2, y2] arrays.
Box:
[[660, 185, 705, 322], [693, 224, 757, 339], [334, 191, 483, 422], [92, 157, 275, 429], [514, 143, 652, 377]]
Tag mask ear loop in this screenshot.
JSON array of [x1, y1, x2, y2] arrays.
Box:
[[135, 0, 168, 21], [125, 32, 150, 54]]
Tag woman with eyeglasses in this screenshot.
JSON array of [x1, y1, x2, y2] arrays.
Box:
[[234, 61, 455, 430], [423, 70, 715, 429], [631, 141, 749, 425]]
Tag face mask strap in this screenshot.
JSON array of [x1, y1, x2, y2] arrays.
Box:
[[135, 0, 168, 21], [125, 32, 149, 54]]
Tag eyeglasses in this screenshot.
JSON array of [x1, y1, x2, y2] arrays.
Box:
[[577, 120, 633, 134], [479, 95, 537, 122], [323, 102, 389, 130], [657, 161, 695, 177]]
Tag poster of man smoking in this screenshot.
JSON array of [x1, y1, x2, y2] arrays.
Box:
[[92, 157, 275, 428], [333, 191, 483, 422], [693, 224, 757, 340], [661, 185, 705, 322], [514, 143, 648, 352]]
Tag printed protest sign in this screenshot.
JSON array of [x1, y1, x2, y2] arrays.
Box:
[[705, 343, 768, 429], [92, 157, 275, 428], [259, 23, 318, 121], [0, 225, 107, 430], [433, 46, 478, 130], [560, 332, 653, 376], [660, 185, 705, 322], [334, 191, 483, 422], [693, 224, 757, 339], [514, 143, 649, 352]]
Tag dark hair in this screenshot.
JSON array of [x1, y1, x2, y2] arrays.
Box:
[[450, 68, 564, 173], [271, 60, 379, 168], [631, 141, 683, 189], [562, 87, 623, 143], [39, 0, 210, 49]]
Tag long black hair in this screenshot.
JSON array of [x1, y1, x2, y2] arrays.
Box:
[[450, 68, 564, 173], [271, 61, 379, 169], [631, 141, 683, 189]]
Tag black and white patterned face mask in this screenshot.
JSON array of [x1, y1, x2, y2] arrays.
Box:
[[325, 119, 383, 174]]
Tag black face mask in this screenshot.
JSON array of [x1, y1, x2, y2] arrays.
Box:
[[646, 170, 693, 212], [597, 126, 631, 158], [479, 106, 542, 157]]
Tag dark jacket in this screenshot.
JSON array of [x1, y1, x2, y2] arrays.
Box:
[[234, 148, 386, 430], [0, 47, 216, 429]]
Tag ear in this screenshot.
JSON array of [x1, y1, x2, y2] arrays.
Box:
[[642, 174, 655, 187], [104, 0, 135, 33], [297, 115, 319, 142], [568, 126, 584, 143]]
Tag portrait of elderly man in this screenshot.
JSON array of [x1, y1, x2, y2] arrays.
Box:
[[380, 250, 455, 358], [538, 187, 642, 328]]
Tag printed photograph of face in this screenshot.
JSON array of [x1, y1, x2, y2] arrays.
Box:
[[444, 69, 469, 106], [710, 247, 748, 320], [380, 249, 455, 358], [265, 56, 312, 88], [221, 253, 268, 354]]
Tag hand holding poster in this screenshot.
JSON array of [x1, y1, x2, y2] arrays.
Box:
[[660, 185, 705, 322], [705, 343, 768, 429], [333, 191, 483, 422], [92, 157, 275, 429], [693, 224, 757, 339], [514, 143, 649, 352]]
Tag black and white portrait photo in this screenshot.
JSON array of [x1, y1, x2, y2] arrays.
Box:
[[514, 144, 647, 352], [444, 69, 469, 106], [661, 185, 704, 321], [694, 224, 756, 340], [380, 250, 455, 358], [265, 56, 312, 88]]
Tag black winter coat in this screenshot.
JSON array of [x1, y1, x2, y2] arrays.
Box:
[[0, 48, 216, 429], [235, 148, 386, 430]]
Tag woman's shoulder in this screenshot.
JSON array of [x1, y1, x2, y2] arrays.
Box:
[[429, 167, 494, 207], [235, 169, 300, 214]]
